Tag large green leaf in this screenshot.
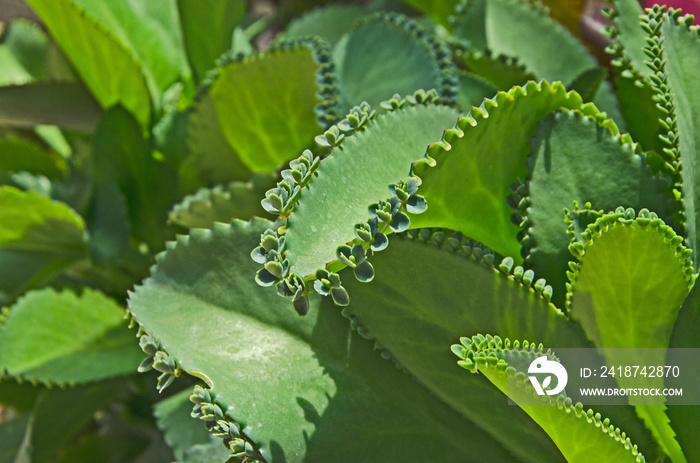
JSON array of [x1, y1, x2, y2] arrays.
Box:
[[662, 17, 700, 264], [177, 0, 244, 84], [0, 288, 143, 385], [340, 229, 654, 463], [333, 13, 456, 112], [399, 0, 455, 29], [24, 0, 152, 127], [128, 219, 514, 462], [186, 39, 338, 177], [567, 212, 693, 462], [411, 80, 584, 260], [453, 335, 647, 463], [0, 186, 86, 302], [0, 20, 47, 86], [284, 103, 459, 277], [0, 82, 101, 131], [93, 106, 177, 250], [524, 109, 672, 308]]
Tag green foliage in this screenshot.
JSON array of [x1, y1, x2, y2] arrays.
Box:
[[2, 0, 700, 462]]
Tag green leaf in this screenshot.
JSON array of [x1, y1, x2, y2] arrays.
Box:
[[0, 135, 66, 178], [169, 173, 277, 229], [25, 0, 152, 127], [284, 4, 367, 47], [0, 20, 48, 86], [154, 388, 230, 462], [612, 0, 653, 81], [524, 110, 672, 308], [411, 80, 584, 261], [567, 213, 692, 462], [455, 0, 598, 86], [0, 82, 101, 131], [667, 283, 700, 463], [284, 103, 459, 277], [69, 0, 189, 105], [186, 39, 338, 176], [177, 0, 244, 84], [454, 69, 498, 111], [93, 106, 178, 249], [340, 229, 653, 463], [0, 186, 86, 301], [399, 0, 456, 29], [453, 335, 647, 463], [0, 288, 143, 385], [661, 18, 700, 265], [333, 13, 456, 112], [128, 219, 515, 462], [458, 49, 537, 91]]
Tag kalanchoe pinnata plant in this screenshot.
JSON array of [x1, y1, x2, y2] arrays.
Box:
[[1, 0, 700, 462]]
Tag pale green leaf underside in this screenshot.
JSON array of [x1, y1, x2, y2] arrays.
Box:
[[662, 19, 700, 265], [25, 0, 151, 128], [169, 173, 277, 229], [154, 389, 231, 462], [459, 343, 645, 463], [0, 288, 143, 385], [333, 14, 451, 113], [189, 45, 330, 175], [526, 110, 671, 308], [284, 4, 367, 47], [128, 219, 513, 462], [411, 80, 584, 261], [177, 0, 245, 83], [285, 104, 459, 277]]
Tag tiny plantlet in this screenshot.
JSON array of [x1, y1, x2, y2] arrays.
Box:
[[0, 1, 699, 462]]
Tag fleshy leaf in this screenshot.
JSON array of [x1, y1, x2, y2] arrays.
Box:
[[0, 186, 86, 302], [333, 13, 456, 112], [667, 282, 700, 463], [169, 173, 277, 229], [154, 388, 231, 462], [186, 38, 338, 177], [177, 0, 244, 84], [523, 109, 673, 308], [0, 20, 48, 85], [284, 103, 459, 277], [93, 106, 178, 250], [68, 0, 189, 103], [400, 0, 455, 29], [128, 219, 515, 462], [341, 229, 654, 462], [25, 0, 152, 128], [454, 69, 498, 110], [452, 335, 646, 463], [284, 4, 367, 47], [411, 80, 584, 261], [0, 82, 101, 131], [567, 211, 693, 462], [0, 288, 143, 385], [661, 15, 700, 266]]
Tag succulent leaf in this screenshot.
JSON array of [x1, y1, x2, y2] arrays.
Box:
[[128, 219, 516, 462], [452, 335, 647, 463]]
